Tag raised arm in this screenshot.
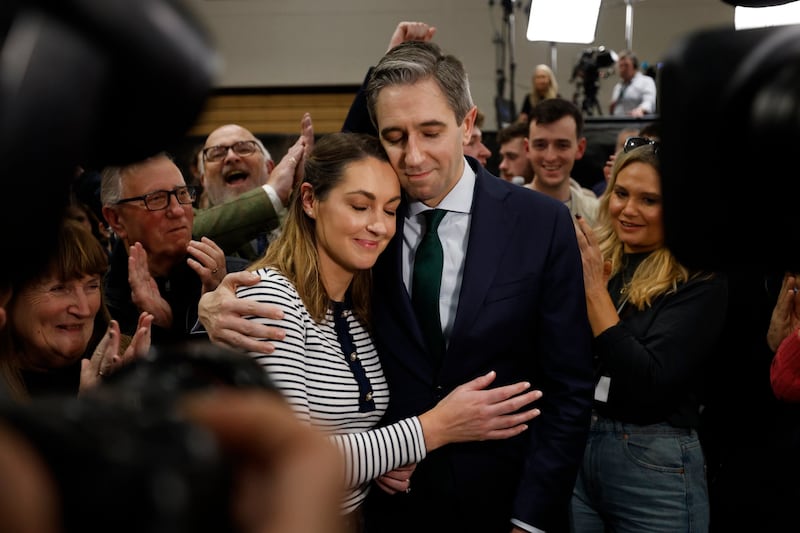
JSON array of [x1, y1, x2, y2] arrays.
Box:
[[767, 272, 800, 352], [192, 114, 312, 252], [386, 21, 436, 53], [198, 270, 287, 354], [342, 21, 436, 135]]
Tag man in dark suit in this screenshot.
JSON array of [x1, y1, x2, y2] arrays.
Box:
[[357, 40, 594, 533]]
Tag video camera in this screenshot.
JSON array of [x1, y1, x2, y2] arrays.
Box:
[[660, 17, 800, 272], [570, 46, 618, 116], [0, 341, 278, 533], [0, 0, 217, 287], [0, 2, 256, 532]]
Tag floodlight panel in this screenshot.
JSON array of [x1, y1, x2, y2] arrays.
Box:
[[526, 0, 602, 43], [735, 2, 800, 29]]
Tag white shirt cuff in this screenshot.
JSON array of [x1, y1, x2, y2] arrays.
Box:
[[263, 184, 288, 218], [511, 518, 545, 533]]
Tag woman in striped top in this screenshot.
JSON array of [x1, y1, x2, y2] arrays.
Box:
[[234, 132, 541, 525]]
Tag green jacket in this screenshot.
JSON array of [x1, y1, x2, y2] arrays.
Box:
[[192, 187, 279, 259]]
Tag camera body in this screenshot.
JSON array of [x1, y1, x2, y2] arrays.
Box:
[[660, 23, 800, 272], [0, 0, 217, 286], [571, 47, 617, 116], [0, 341, 276, 533]]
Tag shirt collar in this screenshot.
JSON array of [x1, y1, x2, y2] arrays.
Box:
[[407, 157, 475, 217]]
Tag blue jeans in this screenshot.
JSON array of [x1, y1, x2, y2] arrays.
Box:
[[570, 412, 709, 533]]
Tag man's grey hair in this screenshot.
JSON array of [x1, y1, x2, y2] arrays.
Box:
[[100, 151, 173, 207], [366, 41, 474, 129]]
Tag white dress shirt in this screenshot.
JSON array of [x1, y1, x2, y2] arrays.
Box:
[[402, 159, 474, 345], [611, 71, 657, 116]]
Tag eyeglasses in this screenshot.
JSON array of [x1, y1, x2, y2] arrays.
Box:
[[115, 186, 197, 211], [202, 140, 260, 163], [623, 136, 660, 154]]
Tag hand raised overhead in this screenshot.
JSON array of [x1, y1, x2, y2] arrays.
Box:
[[387, 21, 436, 52]]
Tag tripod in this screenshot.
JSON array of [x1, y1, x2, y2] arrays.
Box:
[[492, 0, 517, 129], [578, 67, 603, 116], [570, 57, 604, 117]]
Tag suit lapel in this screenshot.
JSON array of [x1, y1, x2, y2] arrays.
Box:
[[377, 202, 430, 349], [377, 169, 517, 374], [373, 203, 440, 380], [448, 166, 517, 354]]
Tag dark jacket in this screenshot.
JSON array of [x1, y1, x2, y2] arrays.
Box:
[[364, 158, 595, 533]]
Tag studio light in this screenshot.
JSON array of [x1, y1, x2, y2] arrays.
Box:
[[526, 0, 602, 44], [735, 1, 800, 29]]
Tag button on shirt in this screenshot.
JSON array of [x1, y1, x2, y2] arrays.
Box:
[[402, 160, 474, 346]]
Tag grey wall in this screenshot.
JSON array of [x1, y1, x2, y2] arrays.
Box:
[[186, 0, 735, 128]]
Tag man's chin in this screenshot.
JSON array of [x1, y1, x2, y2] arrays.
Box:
[[541, 175, 566, 188], [163, 236, 192, 256]]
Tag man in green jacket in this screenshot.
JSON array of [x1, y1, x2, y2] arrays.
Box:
[[193, 114, 313, 259]]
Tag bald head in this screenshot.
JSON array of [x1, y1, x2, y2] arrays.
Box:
[[200, 124, 274, 206]]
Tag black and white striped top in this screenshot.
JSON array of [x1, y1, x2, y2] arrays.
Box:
[[237, 267, 427, 513]]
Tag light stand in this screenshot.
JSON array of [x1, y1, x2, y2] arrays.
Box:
[[526, 0, 602, 115], [492, 0, 518, 129], [507, 0, 517, 125], [625, 0, 634, 51]]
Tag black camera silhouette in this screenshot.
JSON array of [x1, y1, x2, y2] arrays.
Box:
[[0, 0, 217, 287], [570, 46, 617, 116], [660, 22, 800, 273], [0, 340, 276, 533]]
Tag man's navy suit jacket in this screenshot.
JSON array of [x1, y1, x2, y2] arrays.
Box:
[[365, 158, 594, 533]]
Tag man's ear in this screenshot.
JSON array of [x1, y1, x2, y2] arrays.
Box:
[[266, 159, 276, 174], [575, 137, 588, 160], [0, 285, 12, 330], [102, 206, 126, 239], [461, 106, 478, 145]]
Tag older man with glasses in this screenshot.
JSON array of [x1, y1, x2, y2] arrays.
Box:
[[193, 116, 312, 260], [199, 135, 273, 206], [101, 152, 247, 343]]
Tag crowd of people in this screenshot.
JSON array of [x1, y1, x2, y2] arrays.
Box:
[[1, 13, 798, 533]]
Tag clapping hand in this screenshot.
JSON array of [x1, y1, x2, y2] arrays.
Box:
[[268, 112, 314, 206], [128, 242, 172, 328], [767, 272, 800, 352], [80, 312, 153, 394], [187, 236, 227, 293]]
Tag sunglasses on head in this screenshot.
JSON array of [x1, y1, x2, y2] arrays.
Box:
[[623, 136, 660, 154]]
